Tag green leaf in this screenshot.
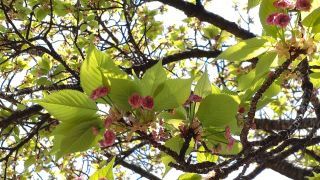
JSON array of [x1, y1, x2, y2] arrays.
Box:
[[34, 90, 98, 123], [108, 78, 140, 111], [161, 155, 174, 177], [307, 172, 320, 180], [154, 79, 192, 111], [166, 119, 185, 129], [302, 7, 320, 27], [24, 157, 36, 169], [178, 173, 202, 180], [203, 25, 220, 39], [140, 61, 167, 96], [248, 0, 262, 10], [90, 157, 115, 180], [264, 83, 281, 98], [59, 120, 101, 155], [310, 73, 320, 88], [53, 1, 71, 17], [217, 37, 270, 62], [38, 55, 52, 74], [311, 18, 320, 33], [302, 7, 320, 33], [197, 146, 218, 163], [255, 52, 277, 78], [159, 106, 187, 121], [197, 94, 239, 131], [195, 70, 212, 98], [259, 0, 279, 37], [35, 7, 48, 21], [238, 70, 256, 91], [80, 46, 127, 96]]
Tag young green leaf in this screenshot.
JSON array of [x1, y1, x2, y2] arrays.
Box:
[[255, 52, 277, 79], [60, 120, 100, 155], [34, 90, 98, 123], [108, 78, 140, 111], [178, 173, 202, 180], [302, 7, 320, 33], [237, 70, 256, 91], [217, 37, 270, 62], [197, 146, 218, 163], [248, 0, 262, 10], [140, 60, 167, 96], [154, 78, 192, 111], [194, 70, 212, 98], [197, 94, 239, 131], [90, 157, 115, 180], [80, 46, 127, 96], [203, 25, 220, 39]]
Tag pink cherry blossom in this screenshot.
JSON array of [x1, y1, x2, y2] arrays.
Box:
[[227, 137, 235, 151], [184, 93, 203, 105], [238, 107, 245, 114], [104, 117, 113, 129], [224, 126, 232, 140], [273, 0, 294, 9], [99, 130, 116, 147], [274, 13, 291, 28], [128, 93, 142, 109], [90, 86, 110, 100], [224, 126, 235, 151], [266, 13, 280, 25], [141, 96, 154, 110], [296, 0, 311, 11], [189, 94, 203, 102]]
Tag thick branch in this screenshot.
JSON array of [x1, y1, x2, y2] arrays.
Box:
[[123, 49, 221, 74], [0, 105, 43, 130], [119, 160, 161, 180], [266, 160, 312, 180], [255, 118, 317, 131], [149, 0, 256, 39]]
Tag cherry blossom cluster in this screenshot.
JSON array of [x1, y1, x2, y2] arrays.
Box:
[[128, 93, 154, 110], [98, 117, 116, 147], [266, 0, 312, 28]]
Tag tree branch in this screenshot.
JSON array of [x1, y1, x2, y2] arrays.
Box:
[[149, 0, 256, 39]]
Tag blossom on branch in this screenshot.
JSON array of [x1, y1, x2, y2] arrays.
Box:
[[104, 116, 113, 129], [99, 130, 116, 147]]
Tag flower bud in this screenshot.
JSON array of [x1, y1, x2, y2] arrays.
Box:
[[128, 93, 142, 109], [296, 0, 311, 11], [90, 86, 110, 100], [141, 96, 154, 110]]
